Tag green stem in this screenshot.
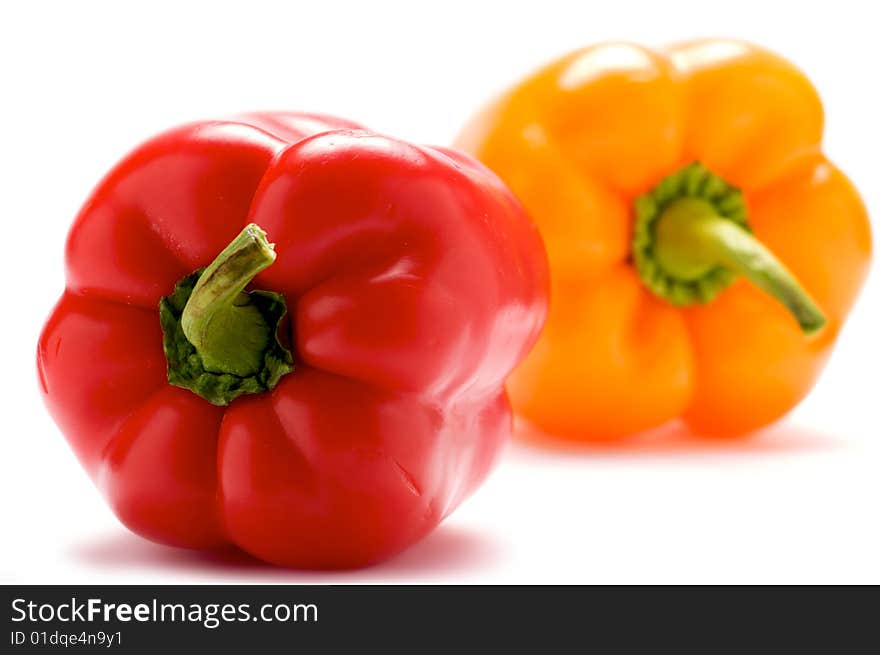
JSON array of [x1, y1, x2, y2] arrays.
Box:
[[654, 197, 826, 334], [180, 224, 279, 376]]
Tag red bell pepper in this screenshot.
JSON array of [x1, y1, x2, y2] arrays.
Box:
[[37, 113, 549, 568]]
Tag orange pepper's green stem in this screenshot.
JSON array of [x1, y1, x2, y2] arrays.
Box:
[[632, 162, 826, 335], [654, 197, 826, 334]]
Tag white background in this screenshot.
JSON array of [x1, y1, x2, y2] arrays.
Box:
[[1, 0, 878, 584]]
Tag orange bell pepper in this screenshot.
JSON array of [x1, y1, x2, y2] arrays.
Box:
[[457, 40, 872, 440]]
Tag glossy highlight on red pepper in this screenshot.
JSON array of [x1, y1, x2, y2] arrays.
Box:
[[37, 113, 549, 568]]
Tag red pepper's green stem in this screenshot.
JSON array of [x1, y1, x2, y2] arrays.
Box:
[[654, 197, 826, 334], [181, 224, 278, 376]]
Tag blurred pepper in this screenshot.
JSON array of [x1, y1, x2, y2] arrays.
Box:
[[457, 40, 871, 439]]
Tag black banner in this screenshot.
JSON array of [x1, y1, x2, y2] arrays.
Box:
[[1, 585, 875, 651]]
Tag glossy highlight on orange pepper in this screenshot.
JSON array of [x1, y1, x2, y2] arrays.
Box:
[[457, 40, 872, 440]]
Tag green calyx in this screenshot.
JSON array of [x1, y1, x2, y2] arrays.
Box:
[[159, 224, 294, 406], [632, 162, 825, 334]]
